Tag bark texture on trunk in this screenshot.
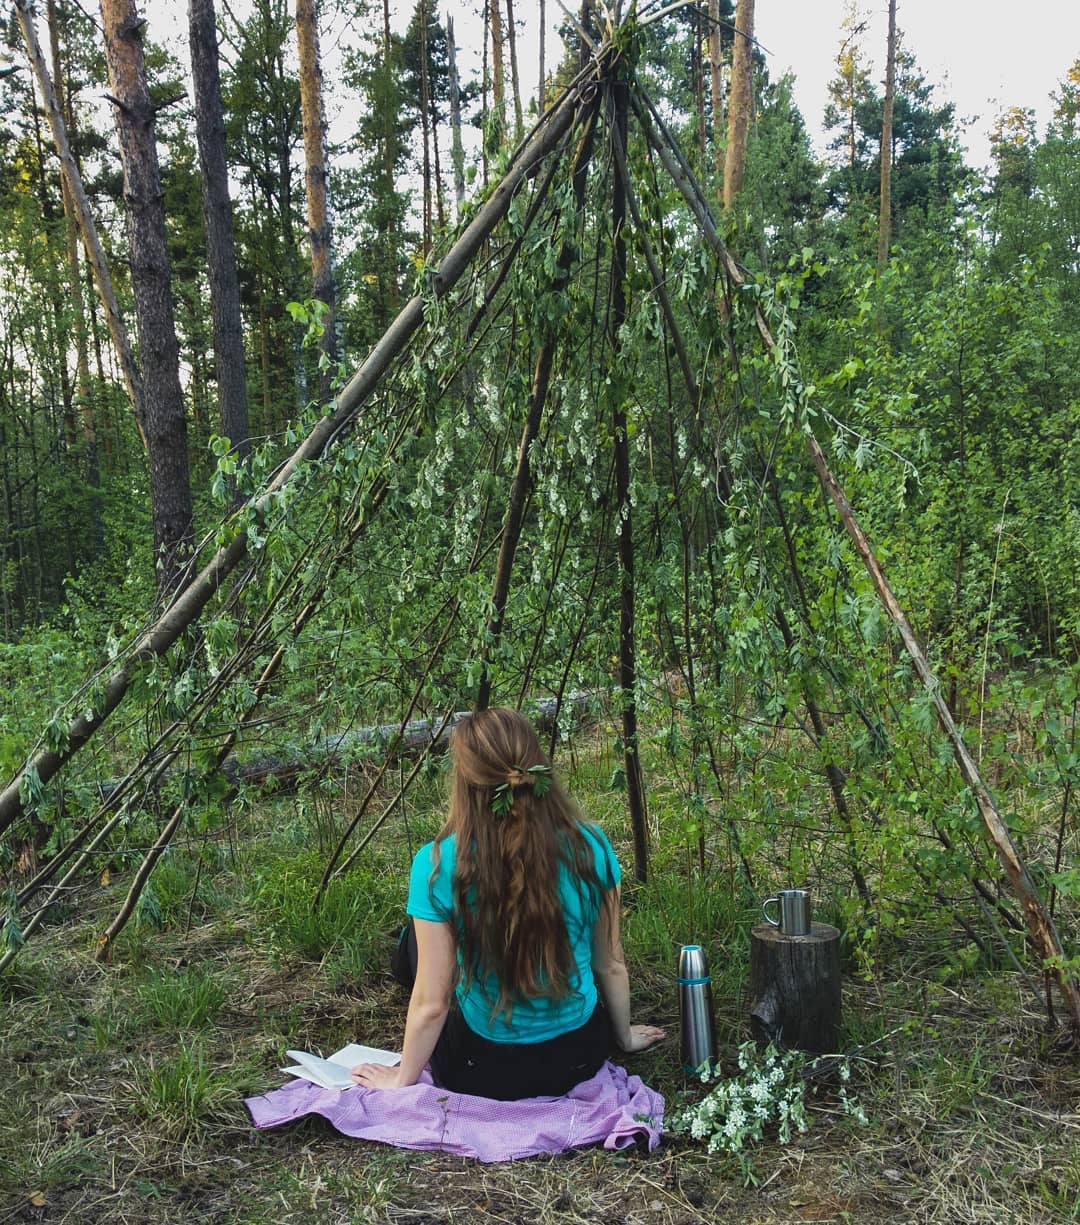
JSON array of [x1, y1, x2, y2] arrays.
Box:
[[708, 0, 724, 185], [489, 0, 507, 146], [611, 77, 649, 884], [723, 0, 754, 209], [189, 0, 250, 461], [417, 0, 433, 251], [47, 0, 96, 460], [15, 0, 146, 450], [447, 15, 466, 214], [100, 0, 194, 591], [749, 924, 842, 1053], [296, 0, 338, 398], [505, 0, 523, 141]]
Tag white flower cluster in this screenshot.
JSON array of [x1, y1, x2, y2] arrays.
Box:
[[670, 1041, 866, 1158]]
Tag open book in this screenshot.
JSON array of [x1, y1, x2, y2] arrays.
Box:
[[281, 1043, 401, 1091]]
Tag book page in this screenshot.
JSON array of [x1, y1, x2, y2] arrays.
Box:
[[327, 1043, 400, 1068], [284, 1050, 354, 1089]]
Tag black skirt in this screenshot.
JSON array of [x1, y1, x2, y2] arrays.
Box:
[[391, 921, 612, 1101]]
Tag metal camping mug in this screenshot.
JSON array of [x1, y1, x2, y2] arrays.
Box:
[[761, 889, 812, 936], [677, 944, 717, 1073]]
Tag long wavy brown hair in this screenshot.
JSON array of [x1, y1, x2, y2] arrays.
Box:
[[431, 707, 609, 1021]]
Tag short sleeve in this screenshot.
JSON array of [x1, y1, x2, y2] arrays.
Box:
[[406, 840, 453, 922], [589, 825, 622, 890]]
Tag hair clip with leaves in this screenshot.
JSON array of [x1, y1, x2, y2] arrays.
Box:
[[491, 764, 553, 818]]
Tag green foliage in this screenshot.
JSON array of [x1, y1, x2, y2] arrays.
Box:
[[248, 850, 399, 968], [135, 964, 229, 1030], [130, 1039, 239, 1135]]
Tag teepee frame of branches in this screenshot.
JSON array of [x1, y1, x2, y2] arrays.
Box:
[[2, 10, 1076, 1033]]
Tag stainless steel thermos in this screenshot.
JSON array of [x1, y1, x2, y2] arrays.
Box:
[[677, 943, 717, 1073]]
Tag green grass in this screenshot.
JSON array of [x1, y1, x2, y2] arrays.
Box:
[[129, 1038, 242, 1136], [247, 849, 401, 968], [0, 1131, 104, 1191], [1, 720, 1078, 1223], [135, 963, 229, 1029]]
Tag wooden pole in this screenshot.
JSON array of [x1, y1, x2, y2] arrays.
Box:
[[632, 83, 1080, 1033], [0, 68, 597, 838], [610, 74, 649, 884], [14, 0, 147, 448], [474, 104, 600, 711]]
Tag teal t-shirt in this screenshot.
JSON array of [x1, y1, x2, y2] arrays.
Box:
[[406, 823, 621, 1044]]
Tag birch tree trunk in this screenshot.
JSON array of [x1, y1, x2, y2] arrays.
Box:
[[189, 0, 250, 462], [877, 0, 897, 271], [100, 0, 195, 591], [723, 0, 754, 209], [296, 0, 338, 399]]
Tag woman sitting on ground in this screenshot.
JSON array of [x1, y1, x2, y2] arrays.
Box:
[[352, 707, 665, 1100]]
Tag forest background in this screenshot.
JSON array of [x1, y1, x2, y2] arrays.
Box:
[[1, 0, 1079, 1220]]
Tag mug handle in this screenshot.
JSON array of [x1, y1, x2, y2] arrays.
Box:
[[762, 897, 780, 927]]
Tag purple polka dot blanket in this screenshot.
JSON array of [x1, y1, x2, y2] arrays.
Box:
[[245, 1060, 664, 1163]]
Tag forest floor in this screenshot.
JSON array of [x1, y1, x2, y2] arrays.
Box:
[[2, 742, 1078, 1224]]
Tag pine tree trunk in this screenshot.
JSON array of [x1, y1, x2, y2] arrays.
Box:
[[417, 0, 433, 253], [189, 0, 250, 463], [538, 0, 546, 114], [47, 0, 96, 467], [708, 0, 724, 185], [723, 0, 754, 209], [382, 0, 399, 311], [100, 0, 195, 591], [24, 70, 76, 450], [505, 0, 523, 142], [447, 15, 466, 214], [489, 0, 506, 151], [430, 69, 446, 231], [15, 0, 147, 451], [296, 0, 338, 400], [877, 0, 896, 271]]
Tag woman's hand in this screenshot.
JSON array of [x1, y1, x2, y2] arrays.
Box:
[[351, 1063, 406, 1090], [619, 1023, 666, 1053]]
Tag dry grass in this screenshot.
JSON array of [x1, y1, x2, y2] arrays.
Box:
[[2, 907, 1077, 1225], [2, 725, 1078, 1225]]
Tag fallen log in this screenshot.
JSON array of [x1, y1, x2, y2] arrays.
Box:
[[81, 691, 603, 804]]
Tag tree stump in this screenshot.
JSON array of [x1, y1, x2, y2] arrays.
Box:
[[748, 923, 841, 1054]]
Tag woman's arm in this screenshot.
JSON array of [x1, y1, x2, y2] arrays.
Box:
[[352, 917, 455, 1089], [591, 886, 665, 1053]]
